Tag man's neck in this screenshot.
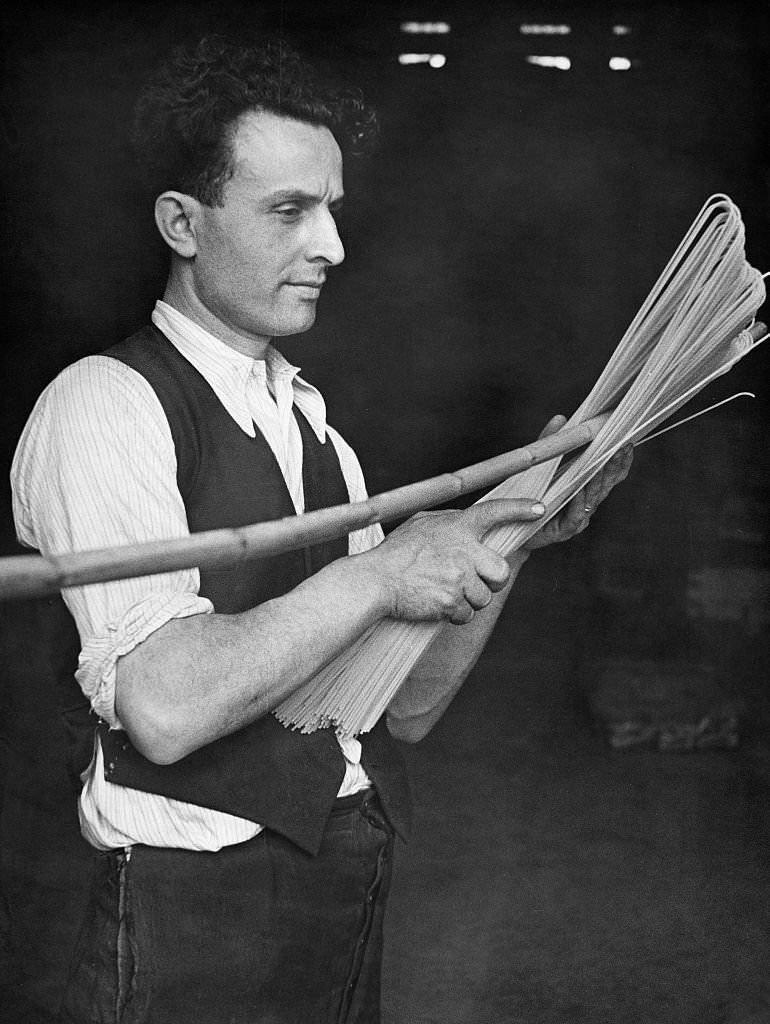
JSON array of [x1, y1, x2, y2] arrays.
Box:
[[161, 279, 272, 361]]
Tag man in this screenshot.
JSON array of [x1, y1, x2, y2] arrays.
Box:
[[8, 36, 631, 1024]]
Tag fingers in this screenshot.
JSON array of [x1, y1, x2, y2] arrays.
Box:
[[557, 489, 594, 538], [583, 444, 635, 513], [580, 474, 605, 516], [374, 508, 514, 623], [537, 414, 567, 440], [528, 443, 635, 549], [446, 588, 487, 626], [468, 498, 546, 540], [447, 574, 497, 625], [462, 575, 494, 610], [376, 500, 548, 624], [607, 444, 634, 485], [448, 601, 476, 626], [472, 545, 512, 592]]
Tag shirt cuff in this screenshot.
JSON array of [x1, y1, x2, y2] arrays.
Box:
[[76, 592, 213, 728]]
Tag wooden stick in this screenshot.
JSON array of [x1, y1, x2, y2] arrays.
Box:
[[0, 411, 612, 601]]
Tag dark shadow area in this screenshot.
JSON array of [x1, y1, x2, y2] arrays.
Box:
[[385, 544, 770, 1023]]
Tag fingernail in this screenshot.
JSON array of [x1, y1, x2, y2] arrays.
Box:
[[532, 503, 545, 516]]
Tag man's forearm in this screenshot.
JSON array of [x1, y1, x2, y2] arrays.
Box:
[[386, 552, 529, 742], [115, 501, 542, 764], [116, 552, 390, 764]]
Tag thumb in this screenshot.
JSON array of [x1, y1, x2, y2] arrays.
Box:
[[467, 498, 546, 539], [537, 414, 567, 440]]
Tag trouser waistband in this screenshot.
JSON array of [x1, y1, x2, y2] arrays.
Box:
[[332, 786, 377, 812]]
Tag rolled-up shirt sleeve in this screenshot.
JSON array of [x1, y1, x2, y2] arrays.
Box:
[[11, 355, 213, 728]]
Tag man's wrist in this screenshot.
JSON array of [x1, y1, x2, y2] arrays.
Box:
[[332, 549, 396, 620]]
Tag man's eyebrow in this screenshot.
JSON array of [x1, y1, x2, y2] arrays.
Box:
[[265, 189, 345, 206]]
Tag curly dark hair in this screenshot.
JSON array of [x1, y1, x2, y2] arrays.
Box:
[[132, 35, 378, 206]]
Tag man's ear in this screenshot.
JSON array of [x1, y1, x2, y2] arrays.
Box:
[[154, 191, 201, 257]]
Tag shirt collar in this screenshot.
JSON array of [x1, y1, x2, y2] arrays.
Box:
[[151, 300, 328, 441]]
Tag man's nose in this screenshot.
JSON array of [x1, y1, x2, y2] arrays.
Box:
[[309, 208, 345, 266]]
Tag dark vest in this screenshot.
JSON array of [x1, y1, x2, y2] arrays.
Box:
[[96, 325, 411, 854]]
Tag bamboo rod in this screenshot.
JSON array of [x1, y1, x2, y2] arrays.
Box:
[[0, 410, 613, 602]]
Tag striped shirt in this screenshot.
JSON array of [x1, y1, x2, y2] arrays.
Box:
[[11, 301, 383, 851]]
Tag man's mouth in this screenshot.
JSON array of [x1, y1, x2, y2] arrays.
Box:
[[288, 281, 325, 299]]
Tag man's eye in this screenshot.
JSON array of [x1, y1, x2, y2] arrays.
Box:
[[276, 206, 301, 220]]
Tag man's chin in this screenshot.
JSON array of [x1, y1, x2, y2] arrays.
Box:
[[270, 311, 318, 338]]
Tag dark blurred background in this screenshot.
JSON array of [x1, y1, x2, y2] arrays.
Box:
[[1, 2, 769, 1021]]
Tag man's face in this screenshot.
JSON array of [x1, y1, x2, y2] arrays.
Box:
[[190, 110, 345, 350]]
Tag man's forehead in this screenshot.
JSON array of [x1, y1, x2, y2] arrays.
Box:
[[231, 110, 342, 183]]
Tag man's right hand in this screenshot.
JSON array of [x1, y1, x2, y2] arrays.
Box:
[[359, 499, 545, 625]]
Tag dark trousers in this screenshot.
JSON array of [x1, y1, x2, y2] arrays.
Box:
[[59, 790, 394, 1024]]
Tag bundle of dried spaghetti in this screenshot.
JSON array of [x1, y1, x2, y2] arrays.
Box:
[[274, 194, 766, 737]]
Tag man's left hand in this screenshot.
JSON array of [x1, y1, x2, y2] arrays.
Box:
[[523, 414, 633, 550]]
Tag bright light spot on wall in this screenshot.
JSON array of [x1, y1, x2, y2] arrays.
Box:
[[612, 25, 632, 35], [401, 21, 451, 34], [525, 55, 571, 70], [609, 56, 632, 70], [520, 24, 571, 35], [398, 53, 447, 68]]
